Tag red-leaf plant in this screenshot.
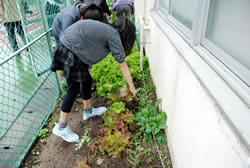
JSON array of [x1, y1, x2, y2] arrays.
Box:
[[99, 102, 134, 158]]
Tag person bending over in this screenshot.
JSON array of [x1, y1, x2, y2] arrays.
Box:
[[113, 0, 134, 18], [79, 0, 111, 22], [51, 17, 136, 142], [52, 1, 103, 44]]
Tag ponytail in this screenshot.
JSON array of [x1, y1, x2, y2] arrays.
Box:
[[113, 17, 136, 56]]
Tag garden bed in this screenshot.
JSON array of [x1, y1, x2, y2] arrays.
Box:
[[21, 51, 172, 168]]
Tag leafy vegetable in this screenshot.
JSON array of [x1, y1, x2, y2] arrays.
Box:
[[135, 97, 167, 145], [99, 102, 134, 158], [111, 102, 126, 114], [90, 50, 141, 97]]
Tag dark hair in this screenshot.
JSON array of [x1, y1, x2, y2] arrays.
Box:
[[113, 17, 136, 56], [80, 3, 104, 22], [99, 0, 111, 15]]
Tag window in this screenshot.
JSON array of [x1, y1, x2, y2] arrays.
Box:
[[154, 0, 250, 150], [170, 0, 196, 30], [156, 0, 250, 102], [159, 0, 169, 11], [203, 0, 250, 82]]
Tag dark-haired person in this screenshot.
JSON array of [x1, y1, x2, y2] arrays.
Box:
[[97, 0, 112, 22], [113, 0, 134, 18], [52, 1, 103, 44], [51, 17, 137, 142], [79, 0, 111, 22]]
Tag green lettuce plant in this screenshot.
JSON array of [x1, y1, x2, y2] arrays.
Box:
[[90, 50, 141, 97]]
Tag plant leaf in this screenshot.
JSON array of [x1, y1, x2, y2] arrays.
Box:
[[155, 132, 167, 145], [144, 133, 152, 142]]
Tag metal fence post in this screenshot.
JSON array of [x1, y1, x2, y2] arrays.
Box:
[[38, 0, 62, 94], [16, 0, 39, 78]]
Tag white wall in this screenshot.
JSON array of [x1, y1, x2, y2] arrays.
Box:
[[135, 1, 250, 168]]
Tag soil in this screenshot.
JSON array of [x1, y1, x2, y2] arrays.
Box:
[[20, 90, 172, 168]]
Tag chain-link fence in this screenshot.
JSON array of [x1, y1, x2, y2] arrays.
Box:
[[0, 0, 69, 167]]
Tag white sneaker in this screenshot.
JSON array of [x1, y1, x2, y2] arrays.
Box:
[[52, 123, 79, 142], [83, 107, 107, 120]]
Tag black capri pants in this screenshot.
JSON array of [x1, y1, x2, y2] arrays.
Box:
[[116, 4, 133, 17], [61, 78, 92, 113], [52, 41, 92, 113]]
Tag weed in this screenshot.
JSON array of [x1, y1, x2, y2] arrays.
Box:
[[38, 128, 49, 138], [144, 148, 153, 163], [62, 81, 67, 96], [73, 159, 90, 168], [127, 132, 144, 167], [167, 160, 172, 168], [33, 160, 41, 164], [145, 78, 155, 94], [75, 129, 91, 151]]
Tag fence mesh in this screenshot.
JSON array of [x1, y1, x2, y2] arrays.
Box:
[[0, 0, 65, 167]]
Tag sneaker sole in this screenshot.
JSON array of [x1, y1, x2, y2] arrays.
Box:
[[52, 127, 79, 143], [83, 113, 103, 121]]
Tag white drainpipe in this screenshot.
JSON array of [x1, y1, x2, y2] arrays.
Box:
[[139, 0, 150, 70]]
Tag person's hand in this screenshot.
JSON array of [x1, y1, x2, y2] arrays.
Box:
[[129, 87, 137, 97]]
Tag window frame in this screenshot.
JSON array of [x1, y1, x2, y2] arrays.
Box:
[[199, 0, 250, 85], [156, 0, 250, 107], [157, 0, 170, 14], [157, 0, 193, 41]]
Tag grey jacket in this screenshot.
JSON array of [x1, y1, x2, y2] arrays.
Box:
[[60, 20, 125, 65], [51, 0, 86, 43]]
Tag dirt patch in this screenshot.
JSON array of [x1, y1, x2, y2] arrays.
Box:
[[21, 91, 171, 168]]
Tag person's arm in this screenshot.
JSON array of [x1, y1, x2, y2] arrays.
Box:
[[108, 30, 137, 97], [119, 62, 137, 97], [61, 15, 75, 32]]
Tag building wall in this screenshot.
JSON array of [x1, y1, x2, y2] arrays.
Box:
[[135, 1, 250, 168]]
